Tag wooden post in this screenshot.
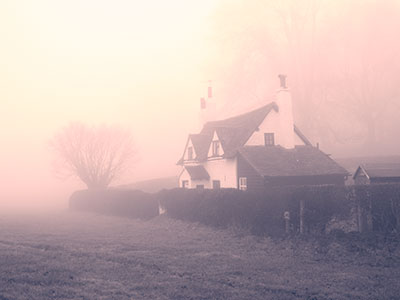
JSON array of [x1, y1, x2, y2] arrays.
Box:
[[300, 199, 305, 234], [284, 211, 290, 234], [357, 200, 363, 233], [366, 198, 373, 231], [357, 197, 373, 233]]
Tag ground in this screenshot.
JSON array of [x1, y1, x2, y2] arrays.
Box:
[[0, 212, 400, 300]]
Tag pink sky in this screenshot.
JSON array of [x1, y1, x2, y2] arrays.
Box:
[[1, 0, 400, 211], [0, 0, 217, 211]]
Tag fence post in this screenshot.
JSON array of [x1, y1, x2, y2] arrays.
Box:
[[300, 199, 305, 234], [284, 211, 290, 234], [366, 198, 373, 231], [357, 199, 364, 232], [357, 194, 373, 233]]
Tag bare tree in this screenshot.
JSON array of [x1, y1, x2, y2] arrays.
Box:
[[50, 123, 137, 189]]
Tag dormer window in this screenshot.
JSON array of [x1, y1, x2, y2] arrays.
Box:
[[212, 141, 220, 156], [264, 133, 275, 146], [187, 146, 193, 160]]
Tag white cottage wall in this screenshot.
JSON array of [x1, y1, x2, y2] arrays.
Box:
[[204, 158, 237, 188], [178, 168, 191, 188], [183, 139, 196, 161], [191, 179, 211, 189], [245, 109, 280, 146], [246, 90, 296, 149], [207, 131, 225, 157], [275, 89, 295, 149]]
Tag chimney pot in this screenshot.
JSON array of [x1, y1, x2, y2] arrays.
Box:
[[200, 97, 206, 109], [278, 74, 287, 89]]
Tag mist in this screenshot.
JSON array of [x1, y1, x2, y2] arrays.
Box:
[[207, 0, 400, 157], [1, 0, 400, 212], [2, 2, 400, 300], [0, 0, 215, 211]]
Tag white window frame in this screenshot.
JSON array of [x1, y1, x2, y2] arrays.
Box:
[[212, 141, 220, 156], [239, 177, 247, 191], [182, 180, 189, 189], [187, 146, 193, 160]]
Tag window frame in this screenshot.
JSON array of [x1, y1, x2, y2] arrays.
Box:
[[264, 133, 275, 146], [239, 177, 247, 191], [187, 146, 193, 160], [212, 140, 220, 156]]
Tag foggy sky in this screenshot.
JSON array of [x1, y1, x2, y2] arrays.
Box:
[[208, 0, 400, 157], [1, 0, 400, 211], [0, 0, 216, 211]]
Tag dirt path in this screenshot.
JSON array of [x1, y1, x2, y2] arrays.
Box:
[[0, 212, 399, 300]]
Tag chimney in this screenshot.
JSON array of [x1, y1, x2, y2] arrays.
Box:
[[275, 74, 295, 149], [278, 74, 287, 89], [199, 81, 216, 129], [200, 97, 206, 109]]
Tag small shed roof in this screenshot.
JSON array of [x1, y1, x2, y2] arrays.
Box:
[[353, 163, 400, 179], [185, 165, 210, 180]]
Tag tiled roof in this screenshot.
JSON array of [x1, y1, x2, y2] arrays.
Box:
[[189, 134, 212, 161], [178, 101, 318, 166], [238, 145, 349, 177], [201, 102, 278, 131], [185, 165, 210, 180], [178, 103, 279, 164], [354, 163, 400, 179]]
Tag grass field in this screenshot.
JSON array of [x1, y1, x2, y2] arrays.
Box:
[[0, 212, 400, 300]]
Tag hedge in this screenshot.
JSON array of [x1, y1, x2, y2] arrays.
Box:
[[354, 184, 400, 232], [69, 183, 400, 236], [158, 186, 352, 236], [159, 184, 400, 236]]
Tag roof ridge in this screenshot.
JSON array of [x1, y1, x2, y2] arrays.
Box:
[[293, 125, 312, 146], [189, 133, 209, 137], [204, 102, 278, 127]]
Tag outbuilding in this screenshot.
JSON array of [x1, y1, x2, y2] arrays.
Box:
[[353, 164, 400, 185]]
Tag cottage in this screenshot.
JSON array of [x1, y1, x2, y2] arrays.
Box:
[[177, 76, 348, 191], [353, 164, 400, 185]]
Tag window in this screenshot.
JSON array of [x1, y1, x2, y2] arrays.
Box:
[[212, 141, 220, 156], [196, 184, 204, 189], [187, 146, 193, 160], [239, 177, 247, 191], [264, 133, 275, 146], [212, 180, 221, 189], [182, 180, 189, 188]]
